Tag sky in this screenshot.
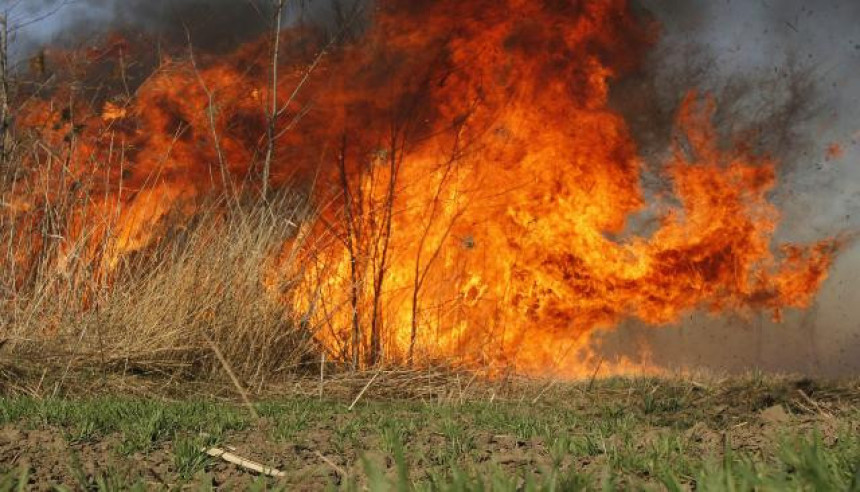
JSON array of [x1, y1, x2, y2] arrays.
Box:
[[4, 0, 860, 376]]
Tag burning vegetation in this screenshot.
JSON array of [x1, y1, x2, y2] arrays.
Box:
[[0, 0, 838, 380]]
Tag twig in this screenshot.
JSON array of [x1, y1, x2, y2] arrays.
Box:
[[185, 27, 230, 192], [201, 446, 285, 478], [0, 15, 9, 166], [797, 389, 833, 418], [262, 0, 287, 198], [587, 357, 604, 392], [459, 372, 478, 404], [202, 332, 259, 419], [34, 367, 47, 398], [348, 370, 380, 411], [319, 352, 326, 400], [314, 450, 346, 477], [52, 322, 90, 398], [531, 379, 557, 404]]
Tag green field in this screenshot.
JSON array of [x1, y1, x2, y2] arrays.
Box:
[[0, 375, 857, 491]]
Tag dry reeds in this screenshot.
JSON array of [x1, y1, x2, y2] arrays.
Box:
[[1, 192, 321, 391]]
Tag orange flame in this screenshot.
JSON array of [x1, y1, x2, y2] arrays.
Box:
[[8, 0, 835, 376]]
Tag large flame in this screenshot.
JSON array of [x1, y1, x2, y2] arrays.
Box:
[[7, 0, 835, 377]]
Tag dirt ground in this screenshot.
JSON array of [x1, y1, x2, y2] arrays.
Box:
[[0, 373, 857, 490]]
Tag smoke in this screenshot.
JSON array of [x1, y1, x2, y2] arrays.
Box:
[[598, 0, 860, 377], [8, 0, 359, 58], [630, 0, 859, 231]]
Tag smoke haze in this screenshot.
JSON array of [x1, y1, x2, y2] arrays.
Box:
[[605, 0, 860, 377]]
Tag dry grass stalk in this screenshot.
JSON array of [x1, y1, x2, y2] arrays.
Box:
[[531, 379, 557, 404], [796, 388, 834, 418], [203, 332, 259, 419], [587, 357, 604, 392], [1, 193, 320, 388], [348, 369, 380, 411], [319, 352, 326, 400]]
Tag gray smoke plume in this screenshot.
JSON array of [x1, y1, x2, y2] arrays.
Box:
[[599, 0, 860, 378], [5, 0, 355, 59]]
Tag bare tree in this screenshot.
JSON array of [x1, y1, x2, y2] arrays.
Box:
[[366, 134, 399, 365], [337, 135, 364, 369], [407, 135, 468, 365], [262, 0, 288, 200]]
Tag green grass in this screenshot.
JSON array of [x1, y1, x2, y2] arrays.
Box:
[[0, 378, 857, 490], [0, 397, 249, 456]]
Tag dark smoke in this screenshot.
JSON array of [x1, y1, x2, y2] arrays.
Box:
[[9, 0, 362, 58], [97, 0, 279, 53]]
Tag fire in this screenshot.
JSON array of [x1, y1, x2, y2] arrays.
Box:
[[6, 0, 836, 377]]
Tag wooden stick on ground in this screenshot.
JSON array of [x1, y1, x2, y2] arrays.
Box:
[[202, 446, 286, 478]]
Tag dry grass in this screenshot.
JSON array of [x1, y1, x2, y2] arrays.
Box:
[[0, 192, 322, 393]]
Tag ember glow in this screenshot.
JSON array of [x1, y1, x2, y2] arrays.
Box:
[[8, 0, 836, 376]]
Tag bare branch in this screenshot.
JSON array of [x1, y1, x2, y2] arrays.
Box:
[[0, 15, 10, 167], [262, 0, 287, 200]]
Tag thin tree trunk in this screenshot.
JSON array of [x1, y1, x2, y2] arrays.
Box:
[[338, 136, 362, 370], [368, 138, 400, 366], [0, 15, 10, 168], [262, 0, 286, 199], [185, 30, 230, 192], [409, 163, 459, 365]]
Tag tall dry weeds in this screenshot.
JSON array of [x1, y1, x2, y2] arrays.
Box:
[[1, 192, 321, 388]]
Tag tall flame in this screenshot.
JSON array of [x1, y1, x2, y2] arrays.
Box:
[[8, 0, 835, 376]]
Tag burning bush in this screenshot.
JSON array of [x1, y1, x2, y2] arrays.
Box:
[[0, 0, 838, 383]]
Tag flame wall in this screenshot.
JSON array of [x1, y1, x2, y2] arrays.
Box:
[[6, 0, 848, 377]]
